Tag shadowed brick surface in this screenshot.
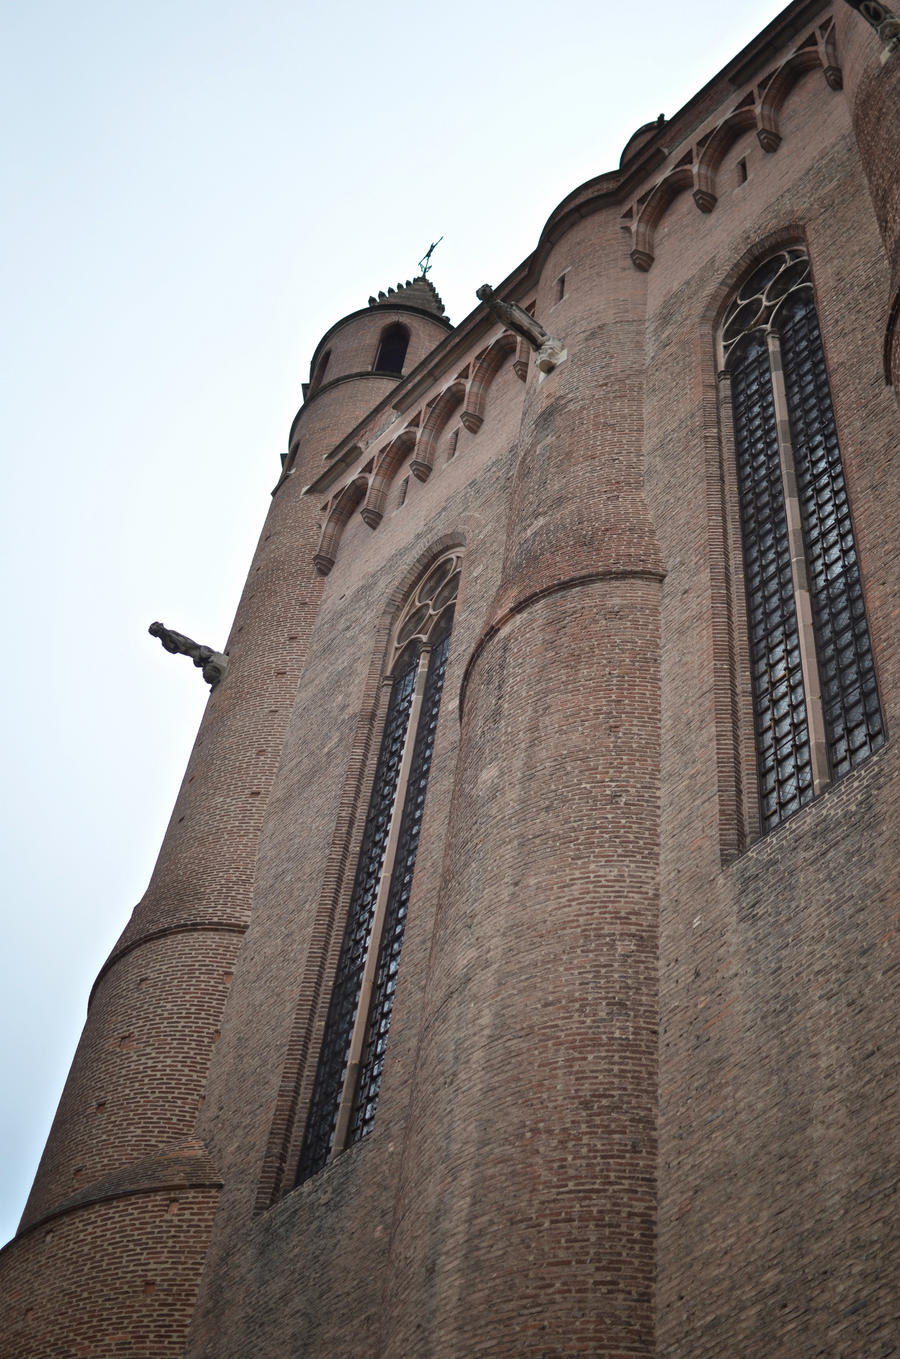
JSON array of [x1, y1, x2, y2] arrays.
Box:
[[2, 4, 897, 1355]]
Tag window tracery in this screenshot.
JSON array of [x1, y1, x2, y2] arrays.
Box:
[[722, 249, 883, 833], [296, 551, 461, 1181]]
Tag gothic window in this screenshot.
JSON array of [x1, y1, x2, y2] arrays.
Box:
[[296, 551, 461, 1182], [722, 248, 884, 833], [373, 323, 409, 375]]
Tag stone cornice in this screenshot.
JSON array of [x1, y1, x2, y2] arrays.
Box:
[[296, 0, 834, 499]]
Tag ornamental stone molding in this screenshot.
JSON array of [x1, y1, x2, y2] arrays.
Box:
[[625, 19, 842, 271]]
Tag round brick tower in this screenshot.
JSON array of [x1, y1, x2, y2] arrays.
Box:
[[286, 275, 453, 470], [833, 4, 900, 388], [380, 209, 665, 1356], [0, 281, 451, 1358]]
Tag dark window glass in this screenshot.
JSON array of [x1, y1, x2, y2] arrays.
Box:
[[723, 251, 883, 833], [374, 324, 409, 374], [296, 657, 417, 1182], [348, 611, 453, 1144], [779, 292, 884, 779], [731, 334, 813, 830], [297, 555, 460, 1181]]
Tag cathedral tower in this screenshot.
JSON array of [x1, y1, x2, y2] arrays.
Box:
[[2, 4, 897, 1356]]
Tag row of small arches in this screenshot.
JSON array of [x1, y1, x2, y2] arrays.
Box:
[[313, 331, 524, 575], [309, 323, 411, 396], [627, 21, 841, 271]]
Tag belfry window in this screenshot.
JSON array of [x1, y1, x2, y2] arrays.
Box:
[[296, 551, 461, 1182], [722, 248, 883, 833], [373, 323, 409, 375], [309, 348, 330, 395]]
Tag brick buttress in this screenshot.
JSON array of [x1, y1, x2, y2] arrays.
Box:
[[834, 3, 900, 390], [379, 218, 665, 1358]]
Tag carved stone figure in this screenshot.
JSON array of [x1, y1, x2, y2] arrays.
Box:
[[476, 284, 566, 373], [148, 621, 228, 689], [844, 0, 900, 58]]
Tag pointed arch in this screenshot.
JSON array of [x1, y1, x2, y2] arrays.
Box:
[[373, 323, 410, 375], [409, 380, 466, 481], [693, 107, 757, 212], [313, 476, 368, 576], [756, 47, 824, 152], [361, 430, 418, 528], [295, 547, 464, 1180], [461, 333, 517, 432], [718, 245, 884, 832], [630, 165, 694, 271], [259, 532, 467, 1207]]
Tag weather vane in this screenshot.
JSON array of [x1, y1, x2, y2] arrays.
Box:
[[418, 237, 443, 278]]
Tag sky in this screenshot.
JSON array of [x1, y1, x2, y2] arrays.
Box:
[[0, 0, 790, 1246]]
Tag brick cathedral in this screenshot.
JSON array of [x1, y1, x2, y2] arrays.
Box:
[[2, 2, 898, 1354]]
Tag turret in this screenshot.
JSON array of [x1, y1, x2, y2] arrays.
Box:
[[0, 273, 446, 1359], [286, 276, 452, 479]]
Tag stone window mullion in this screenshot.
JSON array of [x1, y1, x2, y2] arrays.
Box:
[[721, 246, 883, 837], [329, 646, 432, 1158], [765, 329, 831, 794], [296, 549, 463, 1184]]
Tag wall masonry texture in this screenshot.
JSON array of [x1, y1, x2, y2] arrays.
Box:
[[3, 1190, 220, 1359], [1, 4, 897, 1356]]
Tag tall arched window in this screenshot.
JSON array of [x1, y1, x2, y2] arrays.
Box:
[[722, 248, 884, 832], [297, 551, 461, 1181], [373, 323, 409, 375]]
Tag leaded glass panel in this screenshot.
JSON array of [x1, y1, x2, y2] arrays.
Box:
[[348, 612, 454, 1144], [779, 292, 884, 779], [297, 553, 460, 1180], [723, 248, 883, 835], [730, 333, 813, 829], [296, 656, 417, 1182]]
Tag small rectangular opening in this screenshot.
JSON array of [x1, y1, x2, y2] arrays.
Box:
[[737, 157, 748, 184], [556, 273, 567, 302]]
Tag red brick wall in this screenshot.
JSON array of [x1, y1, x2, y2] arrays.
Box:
[[1, 1190, 219, 1359], [22, 935, 237, 1224], [640, 50, 900, 1357], [186, 339, 525, 1357], [5, 5, 898, 1356], [290, 305, 452, 466], [381, 578, 662, 1358]]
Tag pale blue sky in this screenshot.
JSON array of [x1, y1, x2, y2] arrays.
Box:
[[1, 0, 789, 1245]]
